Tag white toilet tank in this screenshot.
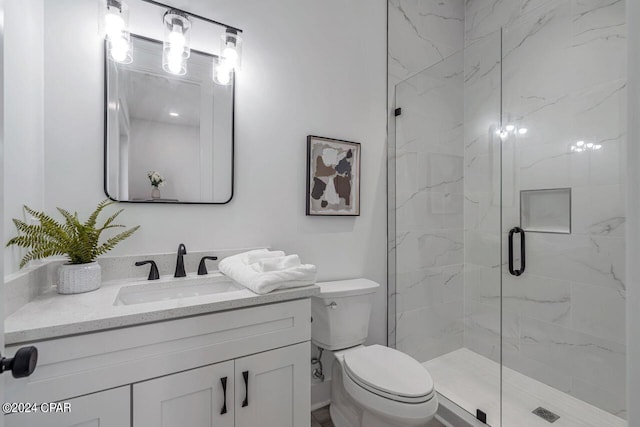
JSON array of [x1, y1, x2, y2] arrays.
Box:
[[311, 279, 379, 350]]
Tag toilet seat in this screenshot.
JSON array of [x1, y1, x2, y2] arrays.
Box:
[[342, 345, 435, 403], [336, 345, 438, 425]]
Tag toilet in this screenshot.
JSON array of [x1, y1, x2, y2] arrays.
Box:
[[312, 279, 438, 427]]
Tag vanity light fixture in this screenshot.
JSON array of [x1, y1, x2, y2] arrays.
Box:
[[213, 28, 242, 86], [213, 57, 232, 85], [106, 0, 244, 83], [220, 28, 243, 70], [105, 0, 132, 64], [162, 9, 191, 75]]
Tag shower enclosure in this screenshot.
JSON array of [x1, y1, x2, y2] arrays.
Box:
[[389, 1, 627, 425]]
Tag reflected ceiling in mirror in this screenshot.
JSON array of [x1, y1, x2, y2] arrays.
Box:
[[105, 35, 234, 204]]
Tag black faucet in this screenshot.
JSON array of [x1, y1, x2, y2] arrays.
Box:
[[135, 260, 160, 280], [174, 243, 187, 278]]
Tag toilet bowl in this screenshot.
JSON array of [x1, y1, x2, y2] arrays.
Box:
[[312, 279, 438, 427]]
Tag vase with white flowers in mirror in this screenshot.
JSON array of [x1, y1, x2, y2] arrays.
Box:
[[148, 171, 165, 200]]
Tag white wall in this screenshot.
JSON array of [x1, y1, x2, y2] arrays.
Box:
[[128, 119, 201, 201], [37, 0, 387, 344], [3, 0, 44, 274], [626, 0, 639, 423]]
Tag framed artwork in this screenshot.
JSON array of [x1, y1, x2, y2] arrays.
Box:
[[306, 135, 361, 216]]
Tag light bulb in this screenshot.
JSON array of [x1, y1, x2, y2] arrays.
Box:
[[500, 131, 508, 139], [105, 11, 125, 40], [217, 71, 231, 85], [594, 144, 603, 150], [111, 46, 127, 62], [518, 128, 528, 135], [222, 45, 238, 67], [576, 140, 585, 147], [168, 25, 186, 50], [575, 147, 584, 152], [166, 52, 183, 74], [168, 61, 181, 74], [586, 142, 594, 148], [110, 37, 130, 62], [495, 129, 502, 136], [571, 146, 576, 151], [220, 29, 242, 71], [214, 62, 232, 85], [506, 124, 515, 132], [162, 11, 191, 74]]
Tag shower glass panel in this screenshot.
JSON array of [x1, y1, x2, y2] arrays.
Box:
[[500, 1, 627, 425], [393, 44, 502, 424]]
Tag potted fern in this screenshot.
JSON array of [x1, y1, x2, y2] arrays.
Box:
[[7, 200, 139, 294]]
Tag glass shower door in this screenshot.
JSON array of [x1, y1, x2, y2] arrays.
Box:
[[500, 1, 627, 425]]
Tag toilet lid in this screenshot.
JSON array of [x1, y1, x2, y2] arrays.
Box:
[[343, 345, 434, 402]]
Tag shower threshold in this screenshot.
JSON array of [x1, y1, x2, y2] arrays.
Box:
[[424, 349, 625, 427]]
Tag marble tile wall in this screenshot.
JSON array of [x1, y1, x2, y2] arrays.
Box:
[[463, 0, 628, 418], [389, 0, 466, 361]]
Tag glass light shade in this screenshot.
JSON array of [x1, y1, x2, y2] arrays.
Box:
[[163, 51, 187, 75], [105, 0, 132, 64], [162, 10, 191, 75], [213, 57, 233, 85], [109, 34, 133, 64], [220, 29, 242, 70]]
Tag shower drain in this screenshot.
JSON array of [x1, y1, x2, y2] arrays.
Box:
[[532, 407, 560, 423]]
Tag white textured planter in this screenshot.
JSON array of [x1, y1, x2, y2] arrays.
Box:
[[57, 262, 102, 295]]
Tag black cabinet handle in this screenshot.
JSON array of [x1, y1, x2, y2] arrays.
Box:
[[198, 256, 219, 275], [242, 370, 249, 407], [508, 227, 526, 276], [135, 260, 160, 280], [220, 376, 228, 415]]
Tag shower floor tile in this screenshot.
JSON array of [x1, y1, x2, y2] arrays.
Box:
[[424, 348, 625, 427]]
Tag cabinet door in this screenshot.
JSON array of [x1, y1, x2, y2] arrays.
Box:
[[6, 386, 130, 427], [133, 360, 234, 427], [234, 342, 310, 427]]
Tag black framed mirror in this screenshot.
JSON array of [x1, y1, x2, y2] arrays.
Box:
[[104, 34, 234, 204]]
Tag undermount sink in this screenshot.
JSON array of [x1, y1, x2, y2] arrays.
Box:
[[114, 275, 244, 306]]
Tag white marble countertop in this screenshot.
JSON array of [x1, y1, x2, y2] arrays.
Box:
[[5, 272, 319, 345]]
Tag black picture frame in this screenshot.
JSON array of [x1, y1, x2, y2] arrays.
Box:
[[306, 135, 361, 216]]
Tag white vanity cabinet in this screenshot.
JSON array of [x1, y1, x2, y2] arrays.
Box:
[[6, 386, 130, 427], [234, 343, 309, 427], [133, 343, 309, 427], [134, 360, 235, 427], [4, 299, 311, 427]]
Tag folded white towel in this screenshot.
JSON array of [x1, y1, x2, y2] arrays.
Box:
[[246, 250, 285, 265], [219, 250, 317, 294], [256, 255, 301, 272]]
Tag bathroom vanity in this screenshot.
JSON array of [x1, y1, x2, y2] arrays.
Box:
[[3, 271, 318, 427]]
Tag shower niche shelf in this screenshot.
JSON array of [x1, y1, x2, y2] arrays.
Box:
[[520, 188, 571, 234]]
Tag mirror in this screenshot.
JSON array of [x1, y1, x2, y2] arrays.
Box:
[[105, 35, 234, 204]]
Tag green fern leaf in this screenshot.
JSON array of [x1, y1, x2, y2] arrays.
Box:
[[7, 200, 139, 268]]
